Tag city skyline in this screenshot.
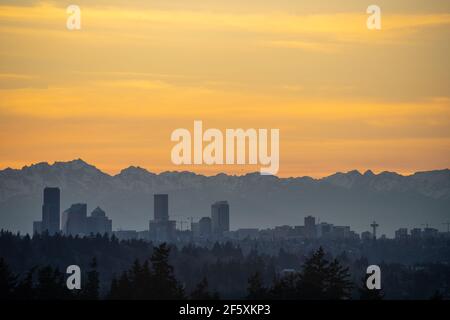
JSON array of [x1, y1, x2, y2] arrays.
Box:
[[29, 186, 447, 242], [1, 158, 448, 237], [1, 0, 449, 306]]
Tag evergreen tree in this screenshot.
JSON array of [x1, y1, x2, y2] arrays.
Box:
[[325, 259, 353, 299], [190, 277, 218, 300], [150, 243, 184, 299], [269, 273, 298, 300], [0, 258, 17, 299], [139, 260, 154, 298], [246, 272, 268, 300], [14, 267, 36, 299], [35, 265, 71, 300], [297, 247, 329, 299], [129, 259, 153, 299], [83, 257, 100, 300], [116, 271, 132, 300], [268, 247, 354, 300], [358, 274, 384, 300], [108, 275, 119, 300]]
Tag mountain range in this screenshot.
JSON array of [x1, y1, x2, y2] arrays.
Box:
[[0, 159, 449, 236]]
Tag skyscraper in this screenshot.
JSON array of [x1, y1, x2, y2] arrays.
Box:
[[304, 215, 316, 239], [41, 187, 60, 235], [198, 217, 212, 238], [149, 194, 175, 242], [211, 201, 230, 236], [154, 194, 169, 221]]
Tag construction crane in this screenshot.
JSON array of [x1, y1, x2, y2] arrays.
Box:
[[187, 216, 204, 228], [171, 215, 206, 231], [171, 215, 192, 231], [178, 219, 188, 231], [370, 221, 379, 240]]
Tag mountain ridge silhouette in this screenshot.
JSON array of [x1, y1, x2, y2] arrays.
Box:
[[1, 159, 449, 236]]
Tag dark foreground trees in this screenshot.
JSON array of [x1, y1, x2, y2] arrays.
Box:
[[0, 246, 374, 300], [247, 247, 353, 300], [0, 257, 73, 300], [108, 243, 185, 299], [190, 277, 219, 300], [358, 274, 384, 300]]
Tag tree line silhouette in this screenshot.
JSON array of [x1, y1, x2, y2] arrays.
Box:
[[0, 230, 447, 299], [246, 247, 381, 300], [0, 256, 99, 300], [1, 244, 381, 300]]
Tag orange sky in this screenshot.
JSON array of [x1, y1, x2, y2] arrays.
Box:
[[0, 0, 449, 177]]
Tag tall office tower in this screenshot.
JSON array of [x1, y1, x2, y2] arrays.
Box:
[[410, 228, 422, 240], [154, 194, 169, 221], [304, 215, 316, 239], [149, 194, 175, 242], [198, 217, 212, 238], [41, 187, 60, 235], [211, 201, 230, 236], [61, 203, 87, 236]]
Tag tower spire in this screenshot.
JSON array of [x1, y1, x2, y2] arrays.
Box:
[[370, 221, 379, 240]]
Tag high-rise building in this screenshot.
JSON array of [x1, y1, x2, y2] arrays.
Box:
[[316, 222, 333, 239], [41, 187, 60, 235], [304, 215, 316, 239], [211, 201, 230, 236], [236, 228, 259, 240], [361, 231, 372, 241], [86, 207, 112, 235], [410, 228, 422, 239], [198, 217, 212, 238], [395, 228, 408, 240], [332, 226, 350, 239], [191, 222, 200, 238], [423, 227, 439, 239], [61, 203, 87, 236], [154, 194, 169, 221], [149, 194, 176, 242]]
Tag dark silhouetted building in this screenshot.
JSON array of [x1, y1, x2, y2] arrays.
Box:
[[33, 187, 60, 235], [149, 194, 176, 242], [331, 225, 350, 239], [236, 228, 259, 240], [411, 228, 422, 239], [198, 217, 212, 238], [316, 222, 333, 239], [304, 215, 316, 239], [361, 231, 372, 241], [86, 207, 112, 235], [62, 203, 87, 236], [154, 194, 169, 221], [423, 227, 439, 239], [211, 201, 230, 236], [395, 228, 408, 240], [42, 187, 60, 234]]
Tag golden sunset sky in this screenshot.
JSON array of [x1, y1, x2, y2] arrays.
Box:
[[0, 0, 449, 177]]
